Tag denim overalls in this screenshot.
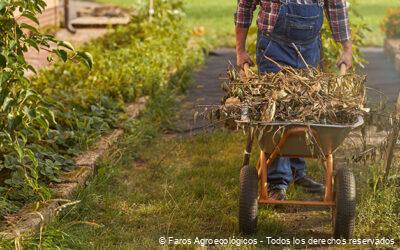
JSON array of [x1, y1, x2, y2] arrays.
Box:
[[256, 0, 324, 190]]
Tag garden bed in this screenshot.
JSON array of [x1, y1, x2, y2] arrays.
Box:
[[384, 39, 400, 73], [0, 0, 206, 232], [382, 7, 400, 73]]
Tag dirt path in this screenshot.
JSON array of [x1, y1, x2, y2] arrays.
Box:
[[175, 48, 234, 132]]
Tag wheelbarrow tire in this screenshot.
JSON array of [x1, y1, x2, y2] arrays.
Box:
[[333, 167, 356, 239], [239, 165, 258, 235]]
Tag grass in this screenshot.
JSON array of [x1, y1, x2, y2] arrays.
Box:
[[5, 89, 399, 248], [1, 91, 289, 248], [92, 0, 400, 46], [3, 0, 400, 248], [352, 0, 400, 46]]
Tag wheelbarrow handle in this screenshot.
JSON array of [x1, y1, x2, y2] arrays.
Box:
[[243, 63, 251, 79], [340, 63, 347, 76]]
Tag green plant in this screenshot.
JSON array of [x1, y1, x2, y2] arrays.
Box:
[[382, 7, 400, 38], [321, 6, 369, 71], [31, 0, 205, 160], [356, 184, 400, 240], [0, 0, 205, 217], [0, 0, 91, 210]]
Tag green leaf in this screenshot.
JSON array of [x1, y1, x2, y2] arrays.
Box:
[[38, 107, 56, 125], [8, 114, 22, 131], [16, 131, 27, 144], [0, 72, 12, 85], [2, 97, 15, 111], [53, 49, 68, 62], [35, 116, 49, 131], [27, 64, 37, 74], [77, 51, 93, 69], [13, 143, 24, 161], [0, 54, 6, 68], [22, 12, 39, 25], [27, 127, 42, 140], [23, 106, 37, 119], [58, 41, 75, 51], [26, 38, 40, 52], [26, 148, 38, 167], [0, 1, 7, 12], [20, 23, 39, 33]]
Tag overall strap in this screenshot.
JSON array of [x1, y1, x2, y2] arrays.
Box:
[[279, 0, 288, 4], [279, 0, 324, 7]]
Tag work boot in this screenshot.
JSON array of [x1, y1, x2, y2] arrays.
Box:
[[294, 176, 325, 194], [268, 188, 286, 200]]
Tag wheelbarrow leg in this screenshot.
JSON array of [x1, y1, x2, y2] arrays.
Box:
[[242, 127, 255, 167], [323, 154, 334, 203], [258, 151, 268, 200]]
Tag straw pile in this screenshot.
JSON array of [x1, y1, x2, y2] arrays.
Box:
[[205, 66, 367, 125]]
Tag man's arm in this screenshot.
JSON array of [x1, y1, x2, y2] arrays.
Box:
[[324, 0, 353, 68], [234, 0, 258, 67], [236, 27, 253, 67]]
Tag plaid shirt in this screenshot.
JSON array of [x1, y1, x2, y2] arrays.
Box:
[[235, 0, 350, 42]]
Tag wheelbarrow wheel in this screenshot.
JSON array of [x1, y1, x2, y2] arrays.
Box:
[[239, 165, 258, 235], [333, 167, 356, 239]]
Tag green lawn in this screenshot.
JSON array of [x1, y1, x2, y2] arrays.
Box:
[[6, 94, 400, 248], [352, 0, 400, 46], [95, 0, 400, 46]]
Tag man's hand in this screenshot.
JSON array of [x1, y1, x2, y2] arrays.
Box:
[[237, 50, 253, 68], [235, 26, 253, 68], [337, 40, 353, 69]]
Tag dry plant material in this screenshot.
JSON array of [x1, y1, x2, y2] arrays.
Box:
[[207, 66, 367, 125]]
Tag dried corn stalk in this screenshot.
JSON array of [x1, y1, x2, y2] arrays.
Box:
[[204, 66, 367, 125]]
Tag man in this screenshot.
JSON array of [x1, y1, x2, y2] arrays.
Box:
[[235, 0, 353, 200]]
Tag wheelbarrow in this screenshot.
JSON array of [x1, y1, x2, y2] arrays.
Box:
[[237, 64, 364, 238]]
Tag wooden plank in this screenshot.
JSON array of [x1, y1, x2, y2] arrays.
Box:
[[384, 38, 400, 61], [395, 54, 400, 73], [71, 16, 130, 28]]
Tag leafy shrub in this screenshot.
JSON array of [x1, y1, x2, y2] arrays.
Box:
[[0, 0, 205, 216], [0, 0, 91, 210], [321, 5, 369, 71], [382, 8, 400, 39]]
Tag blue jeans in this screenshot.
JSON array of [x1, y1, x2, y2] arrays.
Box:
[[255, 0, 323, 190]]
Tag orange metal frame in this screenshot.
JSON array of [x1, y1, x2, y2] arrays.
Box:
[[254, 127, 335, 207]]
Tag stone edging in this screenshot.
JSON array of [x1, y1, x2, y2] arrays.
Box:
[[0, 96, 148, 240], [384, 38, 400, 73]]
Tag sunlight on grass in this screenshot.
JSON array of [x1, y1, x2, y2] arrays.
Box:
[[352, 0, 400, 46], [7, 106, 399, 247], [93, 0, 400, 46], [34, 131, 285, 248]]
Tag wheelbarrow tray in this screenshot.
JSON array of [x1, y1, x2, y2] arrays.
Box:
[[251, 116, 364, 157]]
